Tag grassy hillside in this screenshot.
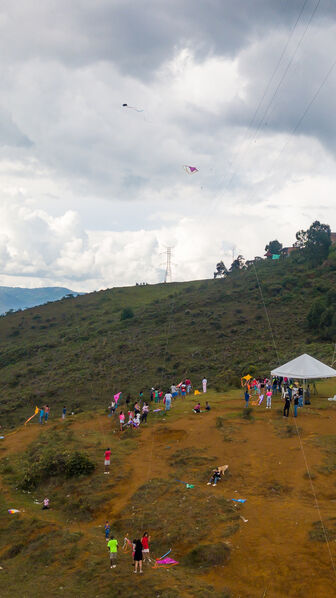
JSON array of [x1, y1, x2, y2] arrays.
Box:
[[1, 386, 336, 597], [0, 258, 335, 427]]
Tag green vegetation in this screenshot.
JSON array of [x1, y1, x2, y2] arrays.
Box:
[[0, 245, 335, 426]]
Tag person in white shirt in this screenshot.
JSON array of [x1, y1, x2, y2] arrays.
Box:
[[164, 392, 172, 410], [202, 377, 207, 393]]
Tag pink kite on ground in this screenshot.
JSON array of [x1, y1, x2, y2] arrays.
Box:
[[183, 165, 199, 174], [153, 557, 179, 568]]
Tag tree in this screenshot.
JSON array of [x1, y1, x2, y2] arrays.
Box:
[[306, 298, 326, 329], [214, 261, 228, 279], [120, 307, 134, 321], [294, 221, 331, 265], [229, 255, 245, 272], [265, 239, 282, 257]]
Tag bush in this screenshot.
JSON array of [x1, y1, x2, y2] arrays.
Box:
[[18, 450, 95, 490], [183, 543, 230, 569], [120, 307, 134, 321]]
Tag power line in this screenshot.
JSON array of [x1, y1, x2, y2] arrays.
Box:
[[219, 0, 321, 195]]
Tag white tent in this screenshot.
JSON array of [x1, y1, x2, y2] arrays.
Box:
[[271, 353, 336, 380]]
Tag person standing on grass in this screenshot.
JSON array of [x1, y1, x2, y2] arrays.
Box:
[[283, 393, 291, 418], [133, 539, 143, 573], [119, 411, 125, 431], [107, 535, 118, 568], [62, 406, 66, 420], [141, 402, 149, 423], [141, 532, 151, 563], [104, 448, 111, 474], [294, 394, 299, 417], [244, 389, 249, 408], [164, 391, 172, 411], [266, 389, 272, 409], [105, 521, 110, 541], [202, 377, 207, 393], [44, 405, 50, 422], [185, 378, 192, 394], [39, 406, 44, 424]]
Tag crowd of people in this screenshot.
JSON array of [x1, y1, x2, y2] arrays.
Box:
[[242, 376, 311, 417], [105, 376, 209, 432]]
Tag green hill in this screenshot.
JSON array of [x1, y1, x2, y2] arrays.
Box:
[[0, 257, 335, 427]]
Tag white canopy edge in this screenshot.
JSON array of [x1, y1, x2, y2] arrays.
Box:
[[271, 353, 336, 380]]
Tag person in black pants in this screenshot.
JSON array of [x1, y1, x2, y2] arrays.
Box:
[[283, 393, 291, 417]]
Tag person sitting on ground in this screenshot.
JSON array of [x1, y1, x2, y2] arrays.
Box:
[[42, 497, 50, 510], [205, 401, 211, 411], [207, 468, 221, 486], [193, 402, 201, 413]]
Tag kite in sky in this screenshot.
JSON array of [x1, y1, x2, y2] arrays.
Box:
[[183, 165, 199, 174], [122, 104, 144, 113]]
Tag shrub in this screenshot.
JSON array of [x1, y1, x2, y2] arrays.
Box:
[[241, 407, 254, 420], [18, 450, 95, 490], [120, 307, 134, 321], [183, 543, 230, 569]]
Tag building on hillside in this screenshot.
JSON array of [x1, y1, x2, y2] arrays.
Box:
[[330, 232, 336, 244], [281, 246, 297, 257]]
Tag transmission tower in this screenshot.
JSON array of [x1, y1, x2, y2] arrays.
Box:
[[164, 247, 173, 283]]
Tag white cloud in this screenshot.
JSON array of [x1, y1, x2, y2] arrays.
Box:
[[0, 3, 335, 290]]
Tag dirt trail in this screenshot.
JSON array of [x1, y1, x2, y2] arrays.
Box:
[[2, 395, 336, 597]]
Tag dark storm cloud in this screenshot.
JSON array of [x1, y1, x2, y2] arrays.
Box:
[[1, 0, 335, 77]]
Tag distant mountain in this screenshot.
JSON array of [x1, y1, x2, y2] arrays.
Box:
[[0, 286, 79, 314]]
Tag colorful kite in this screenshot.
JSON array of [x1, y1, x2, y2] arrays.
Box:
[[122, 103, 144, 112], [183, 165, 199, 174], [232, 498, 246, 504], [114, 392, 122, 404], [8, 509, 20, 514], [24, 406, 39, 426], [153, 556, 179, 568]]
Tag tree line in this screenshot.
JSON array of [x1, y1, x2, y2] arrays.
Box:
[[214, 221, 333, 278]]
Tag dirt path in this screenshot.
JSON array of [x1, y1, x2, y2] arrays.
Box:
[[2, 394, 336, 597]]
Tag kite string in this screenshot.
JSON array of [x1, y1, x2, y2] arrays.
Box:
[[252, 263, 280, 365], [252, 264, 336, 580], [137, 294, 176, 539], [293, 417, 336, 578]]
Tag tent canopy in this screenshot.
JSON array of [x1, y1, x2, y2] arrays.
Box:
[[271, 353, 336, 380]]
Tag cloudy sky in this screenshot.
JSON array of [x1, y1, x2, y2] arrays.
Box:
[[0, 0, 335, 291]]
